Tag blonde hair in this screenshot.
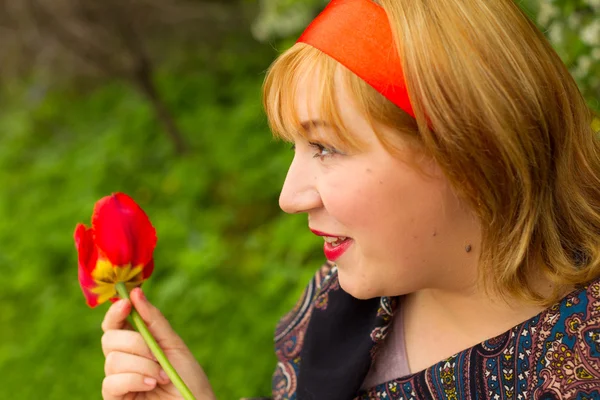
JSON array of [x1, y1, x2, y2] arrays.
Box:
[[263, 0, 600, 306]]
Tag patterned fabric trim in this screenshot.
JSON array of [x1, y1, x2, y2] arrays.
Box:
[[272, 261, 337, 399], [273, 261, 399, 399], [271, 260, 600, 399], [356, 280, 600, 399]]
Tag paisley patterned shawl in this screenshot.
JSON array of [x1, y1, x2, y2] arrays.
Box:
[[269, 261, 600, 400]]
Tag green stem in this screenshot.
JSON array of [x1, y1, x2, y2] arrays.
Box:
[[115, 282, 196, 400]]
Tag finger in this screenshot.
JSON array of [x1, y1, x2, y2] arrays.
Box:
[[101, 330, 156, 360], [122, 320, 133, 331], [130, 288, 184, 348], [105, 352, 170, 385], [102, 373, 157, 400], [101, 299, 132, 332]]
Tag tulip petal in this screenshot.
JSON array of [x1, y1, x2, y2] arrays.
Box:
[[74, 224, 96, 273], [79, 275, 101, 307], [142, 259, 154, 280], [92, 193, 157, 267], [74, 224, 101, 307]]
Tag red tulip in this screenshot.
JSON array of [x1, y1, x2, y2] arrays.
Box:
[[74, 193, 157, 307]]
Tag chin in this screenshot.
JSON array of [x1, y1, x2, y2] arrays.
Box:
[[337, 271, 379, 300]]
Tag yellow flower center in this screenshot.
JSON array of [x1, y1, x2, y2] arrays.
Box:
[[90, 258, 144, 304]]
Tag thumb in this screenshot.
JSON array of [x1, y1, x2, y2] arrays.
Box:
[[130, 287, 185, 349]]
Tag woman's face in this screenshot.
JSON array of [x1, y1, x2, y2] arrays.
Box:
[[278, 70, 481, 299]]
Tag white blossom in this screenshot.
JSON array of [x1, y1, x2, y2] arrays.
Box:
[[581, 19, 600, 47], [567, 13, 582, 30], [584, 0, 600, 11], [538, 2, 560, 26], [548, 21, 565, 45], [574, 55, 593, 79]]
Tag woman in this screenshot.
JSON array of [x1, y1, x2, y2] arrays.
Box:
[[100, 0, 600, 398]]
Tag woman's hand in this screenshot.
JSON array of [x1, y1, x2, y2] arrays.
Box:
[[101, 287, 216, 400]]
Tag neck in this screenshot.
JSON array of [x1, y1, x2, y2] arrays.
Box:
[[409, 285, 545, 337], [401, 280, 556, 373]]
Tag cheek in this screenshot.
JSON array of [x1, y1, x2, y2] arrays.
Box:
[[318, 159, 454, 246], [318, 169, 375, 226], [332, 167, 449, 250], [324, 169, 405, 226]]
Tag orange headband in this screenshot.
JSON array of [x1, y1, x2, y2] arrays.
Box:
[[297, 0, 415, 118]]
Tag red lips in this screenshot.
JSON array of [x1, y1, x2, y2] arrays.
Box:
[[310, 229, 353, 261]]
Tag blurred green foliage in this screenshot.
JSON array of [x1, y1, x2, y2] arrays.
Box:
[[0, 42, 324, 399], [0, 1, 598, 399], [524, 0, 600, 109]]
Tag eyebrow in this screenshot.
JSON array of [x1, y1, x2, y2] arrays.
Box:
[[300, 119, 331, 132]]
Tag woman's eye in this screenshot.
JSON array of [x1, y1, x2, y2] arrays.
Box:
[[309, 142, 336, 159]]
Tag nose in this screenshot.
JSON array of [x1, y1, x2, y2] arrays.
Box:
[[279, 155, 323, 214]]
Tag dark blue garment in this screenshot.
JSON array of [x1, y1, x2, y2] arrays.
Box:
[[271, 262, 600, 399]]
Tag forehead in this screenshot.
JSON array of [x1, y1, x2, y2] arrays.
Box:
[[290, 65, 369, 148], [293, 67, 340, 124], [293, 69, 322, 120], [263, 43, 380, 150]]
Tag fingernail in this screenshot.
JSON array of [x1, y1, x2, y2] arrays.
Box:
[[118, 299, 128, 311], [137, 288, 146, 302], [144, 377, 157, 386], [159, 369, 170, 382]]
